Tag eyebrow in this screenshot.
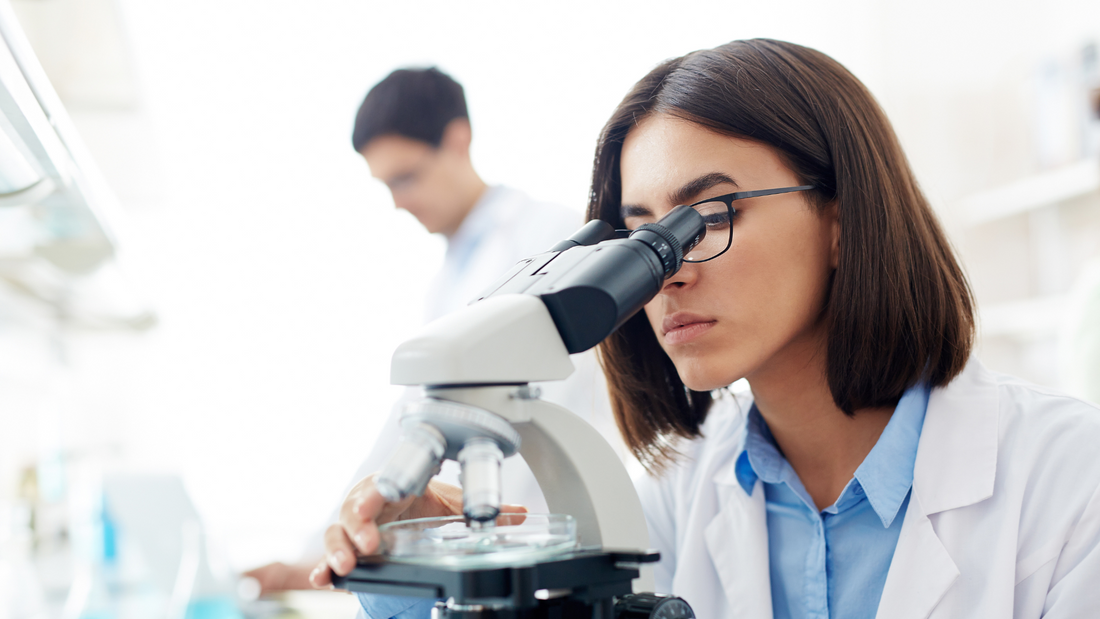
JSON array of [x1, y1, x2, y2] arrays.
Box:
[[620, 172, 740, 220]]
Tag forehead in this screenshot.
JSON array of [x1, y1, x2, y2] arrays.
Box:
[[619, 115, 793, 204], [359, 134, 435, 179]]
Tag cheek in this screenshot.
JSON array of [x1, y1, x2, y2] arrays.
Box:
[[642, 298, 663, 333]]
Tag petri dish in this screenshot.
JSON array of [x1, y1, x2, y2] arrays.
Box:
[[380, 513, 577, 568]]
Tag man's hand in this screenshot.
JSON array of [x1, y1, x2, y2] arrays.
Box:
[[242, 561, 316, 594]]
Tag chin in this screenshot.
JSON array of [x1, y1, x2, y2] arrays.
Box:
[[674, 361, 735, 392], [669, 347, 751, 392]]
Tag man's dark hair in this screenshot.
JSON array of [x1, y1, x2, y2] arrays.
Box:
[[351, 67, 468, 152]]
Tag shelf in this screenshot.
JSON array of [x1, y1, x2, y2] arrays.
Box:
[[960, 157, 1100, 227]]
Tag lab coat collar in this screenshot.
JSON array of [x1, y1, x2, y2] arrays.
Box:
[[704, 405, 774, 618], [876, 358, 996, 618], [704, 477, 774, 619], [874, 491, 961, 618], [716, 360, 997, 513], [444, 185, 507, 271], [706, 360, 996, 618], [911, 358, 999, 515]]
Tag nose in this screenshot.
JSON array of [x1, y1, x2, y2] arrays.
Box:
[[391, 194, 413, 213], [660, 260, 698, 293]]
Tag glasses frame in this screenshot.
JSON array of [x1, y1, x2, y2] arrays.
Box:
[[681, 184, 816, 263]]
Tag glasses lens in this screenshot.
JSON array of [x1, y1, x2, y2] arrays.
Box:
[[684, 201, 732, 262]]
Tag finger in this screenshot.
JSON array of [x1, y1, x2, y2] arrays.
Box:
[[322, 524, 358, 576], [340, 488, 389, 555], [406, 480, 464, 520], [340, 482, 386, 528], [499, 504, 528, 525], [308, 560, 334, 589]]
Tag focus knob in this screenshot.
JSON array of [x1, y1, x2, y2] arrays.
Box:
[[614, 593, 695, 619]]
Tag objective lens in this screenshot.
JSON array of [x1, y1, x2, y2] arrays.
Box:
[[376, 423, 446, 502], [458, 438, 504, 523]]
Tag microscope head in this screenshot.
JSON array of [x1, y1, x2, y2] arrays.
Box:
[[379, 205, 707, 525]]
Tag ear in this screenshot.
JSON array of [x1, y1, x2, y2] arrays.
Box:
[[826, 201, 840, 269], [439, 118, 473, 157]]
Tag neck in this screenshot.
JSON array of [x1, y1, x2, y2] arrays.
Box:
[[443, 165, 488, 238], [747, 328, 893, 511]]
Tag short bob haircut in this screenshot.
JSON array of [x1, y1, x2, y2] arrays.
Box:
[[588, 39, 975, 471]]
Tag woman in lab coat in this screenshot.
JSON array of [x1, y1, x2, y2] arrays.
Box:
[[316, 39, 1100, 618], [587, 39, 1100, 618]]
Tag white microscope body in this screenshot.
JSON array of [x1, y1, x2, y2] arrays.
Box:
[[390, 294, 648, 557], [375, 207, 708, 596]]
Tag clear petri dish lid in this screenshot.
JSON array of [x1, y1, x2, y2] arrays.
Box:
[[380, 513, 577, 568]]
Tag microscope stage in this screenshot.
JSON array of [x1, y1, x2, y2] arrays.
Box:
[[332, 548, 659, 608]]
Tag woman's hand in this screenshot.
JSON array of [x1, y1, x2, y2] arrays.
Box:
[[309, 474, 526, 588]]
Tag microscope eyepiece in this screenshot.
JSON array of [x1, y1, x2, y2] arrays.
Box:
[[464, 202, 708, 355], [547, 219, 616, 252], [628, 205, 706, 278]]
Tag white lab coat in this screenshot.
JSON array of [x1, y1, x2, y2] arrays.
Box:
[[637, 359, 1100, 618], [344, 186, 624, 514]]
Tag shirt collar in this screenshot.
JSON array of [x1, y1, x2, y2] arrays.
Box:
[[445, 185, 503, 268], [853, 382, 929, 527], [734, 382, 930, 528]]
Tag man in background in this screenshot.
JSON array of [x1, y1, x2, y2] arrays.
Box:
[[244, 67, 618, 593]]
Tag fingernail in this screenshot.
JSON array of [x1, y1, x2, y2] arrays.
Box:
[[309, 566, 321, 584], [354, 531, 368, 548], [328, 550, 347, 571]]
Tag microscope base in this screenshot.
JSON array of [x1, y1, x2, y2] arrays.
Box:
[[332, 549, 659, 618]]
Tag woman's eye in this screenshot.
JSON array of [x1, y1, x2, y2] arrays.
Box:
[[692, 201, 735, 230], [702, 210, 733, 229]]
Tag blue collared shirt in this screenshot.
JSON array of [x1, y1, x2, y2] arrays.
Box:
[[734, 383, 930, 619]]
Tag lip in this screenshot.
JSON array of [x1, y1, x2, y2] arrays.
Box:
[[661, 312, 717, 345]]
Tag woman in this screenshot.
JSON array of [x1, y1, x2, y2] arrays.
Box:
[[314, 40, 1100, 618]]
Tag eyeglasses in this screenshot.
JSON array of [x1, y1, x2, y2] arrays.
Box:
[[679, 185, 816, 262], [384, 151, 441, 194]]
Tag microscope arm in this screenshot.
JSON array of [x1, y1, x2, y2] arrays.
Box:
[[428, 382, 655, 592], [426, 383, 648, 551]]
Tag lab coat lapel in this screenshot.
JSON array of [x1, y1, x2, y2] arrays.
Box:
[[874, 492, 959, 618], [705, 469, 773, 618], [876, 359, 998, 618]]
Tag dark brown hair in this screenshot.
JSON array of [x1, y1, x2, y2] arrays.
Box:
[[588, 39, 975, 471], [352, 67, 468, 152]]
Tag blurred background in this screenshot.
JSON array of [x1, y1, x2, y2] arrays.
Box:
[[1, 0, 1098, 617]]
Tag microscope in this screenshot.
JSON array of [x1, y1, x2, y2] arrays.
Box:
[[333, 205, 706, 619]]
